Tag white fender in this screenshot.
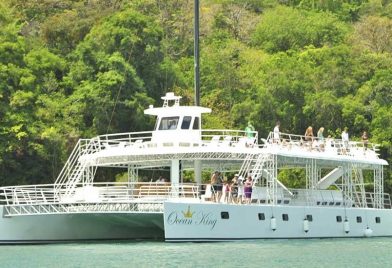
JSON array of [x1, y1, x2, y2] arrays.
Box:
[[364, 227, 373, 237], [344, 220, 350, 234], [303, 219, 309, 233], [270, 217, 277, 231]]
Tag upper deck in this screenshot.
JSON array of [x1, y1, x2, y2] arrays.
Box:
[[76, 129, 386, 169], [73, 91, 386, 168]]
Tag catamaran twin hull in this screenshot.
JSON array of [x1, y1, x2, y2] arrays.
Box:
[[0, 201, 391, 243]]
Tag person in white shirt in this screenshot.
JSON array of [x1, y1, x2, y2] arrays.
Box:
[[273, 121, 280, 143], [341, 127, 349, 154]]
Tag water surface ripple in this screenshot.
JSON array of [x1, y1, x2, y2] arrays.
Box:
[[1, 238, 391, 267]]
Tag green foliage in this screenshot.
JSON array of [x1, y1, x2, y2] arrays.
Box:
[[0, 0, 391, 190], [252, 6, 348, 52]]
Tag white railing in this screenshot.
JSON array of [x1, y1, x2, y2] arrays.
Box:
[[201, 129, 258, 147], [85, 129, 260, 151], [286, 189, 391, 208], [265, 132, 381, 158], [0, 182, 201, 206]]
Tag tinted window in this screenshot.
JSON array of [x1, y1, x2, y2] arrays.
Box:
[[193, 117, 200, 130], [221, 212, 229, 219], [181, 116, 192, 129], [158, 117, 179, 130]]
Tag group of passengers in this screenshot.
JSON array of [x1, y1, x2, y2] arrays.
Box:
[[272, 121, 370, 154], [210, 171, 253, 204]]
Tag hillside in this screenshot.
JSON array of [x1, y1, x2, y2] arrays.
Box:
[[0, 0, 391, 189]]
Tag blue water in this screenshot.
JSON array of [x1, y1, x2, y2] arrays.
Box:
[[1, 238, 392, 267]]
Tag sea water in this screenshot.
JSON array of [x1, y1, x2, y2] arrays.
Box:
[[1, 238, 391, 267]]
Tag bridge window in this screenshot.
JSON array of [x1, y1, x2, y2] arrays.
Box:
[[193, 117, 200, 130], [181, 116, 192, 129], [158, 117, 179, 130]]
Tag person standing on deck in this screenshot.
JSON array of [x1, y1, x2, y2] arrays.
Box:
[[361, 131, 369, 153], [304, 126, 314, 150], [273, 121, 280, 143], [245, 121, 255, 147], [244, 176, 253, 204], [317, 127, 325, 151], [210, 171, 219, 202], [341, 127, 349, 154]]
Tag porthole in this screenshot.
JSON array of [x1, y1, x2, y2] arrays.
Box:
[[258, 213, 265, 221], [221, 212, 229, 219]]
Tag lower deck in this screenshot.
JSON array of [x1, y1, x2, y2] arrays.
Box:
[[1, 182, 390, 217]]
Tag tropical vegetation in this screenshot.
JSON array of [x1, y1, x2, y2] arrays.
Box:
[[0, 0, 391, 190]]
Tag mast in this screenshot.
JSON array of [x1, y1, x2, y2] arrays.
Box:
[[194, 0, 200, 106]]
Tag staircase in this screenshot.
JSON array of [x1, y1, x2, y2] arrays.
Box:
[[54, 138, 100, 200], [238, 153, 270, 183]]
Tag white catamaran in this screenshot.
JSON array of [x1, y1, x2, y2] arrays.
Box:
[[0, 92, 390, 243]]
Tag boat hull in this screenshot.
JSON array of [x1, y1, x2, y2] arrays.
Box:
[[0, 206, 164, 244], [164, 202, 392, 241]]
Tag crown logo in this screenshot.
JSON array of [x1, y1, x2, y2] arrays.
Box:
[[182, 205, 194, 218]]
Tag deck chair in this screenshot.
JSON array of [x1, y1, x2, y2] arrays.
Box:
[[209, 135, 221, 146], [222, 135, 232, 146]]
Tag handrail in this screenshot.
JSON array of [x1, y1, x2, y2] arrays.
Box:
[[265, 131, 381, 158], [0, 182, 202, 206], [91, 129, 259, 149]]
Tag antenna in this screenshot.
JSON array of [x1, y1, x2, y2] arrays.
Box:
[[194, 0, 200, 106]]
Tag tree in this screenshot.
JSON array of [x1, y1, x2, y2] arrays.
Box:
[[252, 6, 348, 53], [353, 16, 392, 53]]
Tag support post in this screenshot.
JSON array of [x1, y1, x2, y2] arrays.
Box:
[[171, 160, 180, 184], [194, 160, 202, 185]]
